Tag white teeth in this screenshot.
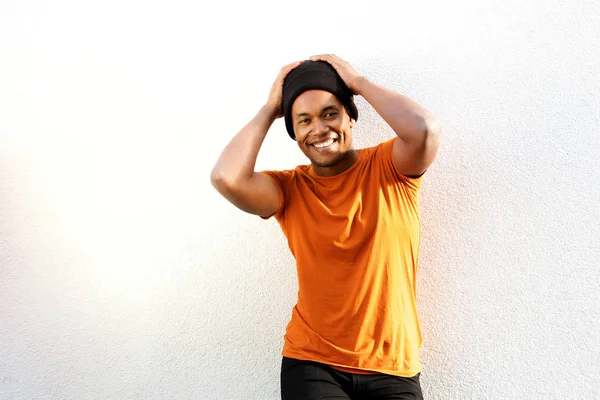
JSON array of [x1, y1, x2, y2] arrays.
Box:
[[313, 138, 335, 148]]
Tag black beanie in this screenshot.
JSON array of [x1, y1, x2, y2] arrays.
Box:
[[282, 60, 358, 140]]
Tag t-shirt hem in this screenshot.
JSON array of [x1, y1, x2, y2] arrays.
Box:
[[282, 349, 422, 378]]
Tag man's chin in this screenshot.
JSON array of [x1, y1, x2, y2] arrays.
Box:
[[310, 153, 345, 168]]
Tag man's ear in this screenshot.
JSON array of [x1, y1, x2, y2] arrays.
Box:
[[349, 118, 355, 128]]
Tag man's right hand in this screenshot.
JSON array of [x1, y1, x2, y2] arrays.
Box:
[[210, 61, 303, 218], [266, 61, 303, 118]]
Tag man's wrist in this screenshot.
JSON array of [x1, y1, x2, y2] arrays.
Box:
[[259, 104, 280, 122], [349, 76, 369, 96], [261, 104, 280, 120]]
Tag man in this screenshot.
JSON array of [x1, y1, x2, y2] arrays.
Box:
[[211, 54, 441, 400]]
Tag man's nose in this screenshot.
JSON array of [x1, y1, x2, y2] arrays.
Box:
[[313, 118, 328, 134]]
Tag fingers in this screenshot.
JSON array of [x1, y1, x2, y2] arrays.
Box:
[[309, 54, 350, 72], [308, 54, 360, 94], [310, 54, 336, 60], [309, 54, 343, 64], [266, 60, 304, 117], [278, 60, 303, 79]]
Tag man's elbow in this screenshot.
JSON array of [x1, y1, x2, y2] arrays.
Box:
[[210, 167, 231, 193], [210, 167, 250, 197], [422, 117, 442, 148]]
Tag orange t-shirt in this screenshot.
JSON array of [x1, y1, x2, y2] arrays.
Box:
[[261, 138, 423, 377]]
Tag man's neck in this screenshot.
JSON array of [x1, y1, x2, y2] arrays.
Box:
[[311, 149, 359, 177]]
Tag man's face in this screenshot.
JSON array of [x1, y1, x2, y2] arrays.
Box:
[[291, 90, 355, 173]]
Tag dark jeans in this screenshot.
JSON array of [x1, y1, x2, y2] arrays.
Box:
[[281, 357, 424, 400]]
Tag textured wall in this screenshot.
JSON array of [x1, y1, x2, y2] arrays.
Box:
[[1, 0, 599, 399]]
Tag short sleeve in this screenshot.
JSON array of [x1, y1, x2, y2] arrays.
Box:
[[259, 169, 291, 220], [376, 138, 423, 192]]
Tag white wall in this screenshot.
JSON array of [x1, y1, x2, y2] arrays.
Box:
[[1, 0, 599, 399]]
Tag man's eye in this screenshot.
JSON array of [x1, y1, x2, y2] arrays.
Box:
[[299, 119, 309, 124], [325, 112, 337, 118]]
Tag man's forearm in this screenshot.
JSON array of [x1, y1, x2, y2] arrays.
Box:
[[353, 76, 438, 143], [211, 105, 277, 186]]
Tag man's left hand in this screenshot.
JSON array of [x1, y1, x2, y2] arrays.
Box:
[[309, 54, 363, 95]]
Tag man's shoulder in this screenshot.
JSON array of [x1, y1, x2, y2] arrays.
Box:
[[261, 164, 310, 184], [356, 138, 396, 166], [279, 163, 312, 177], [356, 138, 395, 157]]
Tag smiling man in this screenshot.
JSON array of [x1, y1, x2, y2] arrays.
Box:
[[211, 54, 441, 400]]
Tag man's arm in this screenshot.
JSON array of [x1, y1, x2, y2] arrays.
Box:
[[210, 105, 281, 217], [353, 77, 441, 176], [310, 54, 441, 177], [210, 61, 302, 217]]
